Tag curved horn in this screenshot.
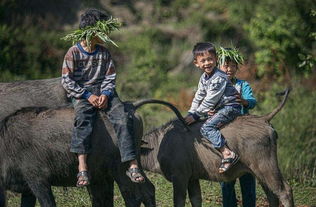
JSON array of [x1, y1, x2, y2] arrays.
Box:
[[133, 99, 189, 131], [263, 87, 292, 122]]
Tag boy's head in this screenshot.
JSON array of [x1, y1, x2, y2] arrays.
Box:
[[217, 47, 243, 80], [79, 8, 110, 29], [62, 8, 121, 47], [192, 42, 217, 75]]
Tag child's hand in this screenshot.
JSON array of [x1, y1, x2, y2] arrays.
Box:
[[98, 95, 108, 109], [235, 93, 248, 107], [208, 109, 216, 116], [88, 95, 100, 107], [185, 115, 196, 125]]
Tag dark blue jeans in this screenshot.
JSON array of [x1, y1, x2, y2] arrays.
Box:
[[221, 173, 256, 207], [200, 105, 241, 149], [70, 95, 136, 162]]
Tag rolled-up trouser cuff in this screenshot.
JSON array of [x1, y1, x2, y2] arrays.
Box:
[[121, 154, 136, 163], [70, 148, 91, 154]]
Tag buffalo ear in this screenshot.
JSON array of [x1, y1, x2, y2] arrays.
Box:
[[140, 147, 153, 155]]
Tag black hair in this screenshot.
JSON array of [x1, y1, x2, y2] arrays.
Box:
[[79, 8, 110, 29], [192, 42, 217, 60]]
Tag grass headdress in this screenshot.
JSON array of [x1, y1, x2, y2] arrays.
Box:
[[217, 46, 244, 68], [62, 17, 121, 47]]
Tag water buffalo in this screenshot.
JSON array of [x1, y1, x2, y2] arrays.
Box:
[[0, 104, 159, 207], [0, 78, 159, 207], [139, 88, 294, 207], [0, 78, 69, 120]]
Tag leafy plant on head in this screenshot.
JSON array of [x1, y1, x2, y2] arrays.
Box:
[[217, 46, 244, 68], [62, 17, 122, 48]]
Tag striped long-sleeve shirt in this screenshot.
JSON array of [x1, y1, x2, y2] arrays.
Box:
[[61, 43, 116, 99], [188, 68, 240, 118]]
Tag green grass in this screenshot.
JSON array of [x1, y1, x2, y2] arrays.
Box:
[[5, 172, 316, 206]]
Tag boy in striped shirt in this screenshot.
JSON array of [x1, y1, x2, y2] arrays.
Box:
[[61, 8, 144, 186], [185, 42, 241, 173]]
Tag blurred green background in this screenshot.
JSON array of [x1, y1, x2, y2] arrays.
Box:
[[1, 0, 315, 206]]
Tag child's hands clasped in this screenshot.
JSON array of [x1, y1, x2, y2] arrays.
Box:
[[88, 94, 108, 109], [98, 95, 108, 109], [88, 94, 100, 107]]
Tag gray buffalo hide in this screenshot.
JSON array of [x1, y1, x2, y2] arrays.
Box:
[[140, 90, 294, 207], [0, 78, 155, 207]]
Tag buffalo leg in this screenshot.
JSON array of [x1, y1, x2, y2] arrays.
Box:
[[259, 182, 279, 207], [279, 180, 294, 207], [115, 175, 141, 207], [88, 179, 114, 207], [21, 192, 37, 207], [187, 179, 202, 207], [134, 176, 156, 207], [172, 175, 189, 207], [251, 160, 294, 207], [26, 181, 56, 207], [113, 161, 156, 207]]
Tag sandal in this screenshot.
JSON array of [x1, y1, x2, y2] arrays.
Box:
[[76, 171, 90, 187], [219, 153, 240, 173], [126, 168, 145, 183]]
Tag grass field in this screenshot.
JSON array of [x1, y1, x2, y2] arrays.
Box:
[[6, 172, 316, 207]]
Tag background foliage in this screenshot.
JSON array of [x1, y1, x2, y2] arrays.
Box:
[[1, 0, 315, 205]]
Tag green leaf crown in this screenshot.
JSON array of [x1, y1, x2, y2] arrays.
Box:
[[217, 46, 244, 68], [62, 17, 122, 47]]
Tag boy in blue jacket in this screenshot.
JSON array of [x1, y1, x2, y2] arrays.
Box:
[[218, 47, 257, 207]]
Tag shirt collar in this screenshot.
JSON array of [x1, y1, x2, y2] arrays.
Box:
[[77, 42, 99, 56], [203, 67, 217, 80]]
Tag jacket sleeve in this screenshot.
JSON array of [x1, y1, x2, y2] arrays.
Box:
[[188, 76, 206, 114], [100, 53, 116, 98], [61, 49, 88, 99], [241, 81, 257, 109], [195, 76, 226, 116]]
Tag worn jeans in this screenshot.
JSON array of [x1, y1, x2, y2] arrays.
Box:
[[221, 173, 256, 207], [70, 94, 136, 162], [200, 105, 241, 148]]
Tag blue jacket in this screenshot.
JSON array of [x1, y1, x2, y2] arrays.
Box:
[[233, 78, 256, 115]]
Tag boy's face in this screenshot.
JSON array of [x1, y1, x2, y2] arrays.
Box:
[[220, 60, 238, 80], [93, 36, 104, 45], [194, 52, 217, 75]]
